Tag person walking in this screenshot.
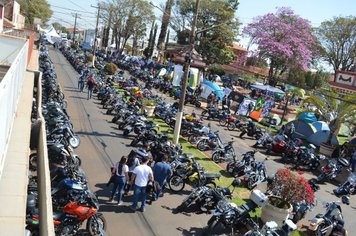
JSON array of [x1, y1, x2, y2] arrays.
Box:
[[86, 75, 96, 99], [124, 151, 140, 195], [109, 156, 129, 205], [130, 156, 153, 212], [152, 154, 172, 200]]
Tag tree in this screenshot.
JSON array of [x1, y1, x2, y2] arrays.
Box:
[[52, 22, 68, 34], [157, 0, 174, 50], [315, 16, 356, 72], [243, 7, 316, 86], [171, 0, 240, 65], [302, 88, 356, 136], [18, 0, 52, 24]]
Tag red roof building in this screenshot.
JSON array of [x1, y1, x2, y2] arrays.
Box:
[[329, 70, 356, 94]]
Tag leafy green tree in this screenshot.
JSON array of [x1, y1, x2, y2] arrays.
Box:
[[302, 89, 356, 136], [172, 0, 240, 65], [18, 0, 52, 24], [315, 16, 356, 72], [52, 22, 68, 33]]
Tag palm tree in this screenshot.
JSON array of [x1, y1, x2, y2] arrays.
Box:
[[302, 89, 356, 137]]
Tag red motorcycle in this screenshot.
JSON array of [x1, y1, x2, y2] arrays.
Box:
[[219, 114, 236, 127], [26, 194, 107, 236]]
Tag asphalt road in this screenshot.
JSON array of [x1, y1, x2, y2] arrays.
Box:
[[50, 49, 211, 236], [49, 48, 355, 235]]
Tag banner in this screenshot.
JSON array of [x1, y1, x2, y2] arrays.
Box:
[[189, 67, 199, 88], [172, 64, 183, 86], [261, 99, 275, 118], [237, 98, 255, 116]]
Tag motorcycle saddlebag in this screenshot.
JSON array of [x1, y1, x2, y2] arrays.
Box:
[[250, 189, 268, 207]]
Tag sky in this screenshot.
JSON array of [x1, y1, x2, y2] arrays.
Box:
[[47, 0, 356, 47]]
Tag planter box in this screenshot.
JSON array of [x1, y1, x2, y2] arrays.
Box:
[[143, 105, 155, 117], [261, 196, 292, 226]]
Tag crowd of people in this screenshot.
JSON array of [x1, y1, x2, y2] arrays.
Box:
[[107, 150, 172, 212]]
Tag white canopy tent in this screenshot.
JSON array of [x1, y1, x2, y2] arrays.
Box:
[[39, 25, 61, 44]]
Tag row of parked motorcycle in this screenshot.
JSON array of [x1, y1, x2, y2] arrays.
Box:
[[59, 45, 353, 235], [25, 44, 107, 236]]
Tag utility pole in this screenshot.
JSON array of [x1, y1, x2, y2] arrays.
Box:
[[173, 0, 200, 145], [73, 13, 78, 42], [91, 4, 101, 67]]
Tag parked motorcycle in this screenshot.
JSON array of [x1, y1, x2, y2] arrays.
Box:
[[168, 159, 221, 192], [333, 172, 356, 196], [174, 186, 232, 214], [226, 151, 256, 177], [309, 200, 347, 236], [316, 157, 349, 183], [196, 131, 223, 151], [242, 162, 267, 190], [211, 140, 236, 163], [204, 190, 267, 236]]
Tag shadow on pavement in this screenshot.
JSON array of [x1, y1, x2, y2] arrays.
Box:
[[177, 226, 207, 236], [76, 130, 121, 138]]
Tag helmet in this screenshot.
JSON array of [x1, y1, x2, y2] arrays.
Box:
[[192, 112, 196, 117]]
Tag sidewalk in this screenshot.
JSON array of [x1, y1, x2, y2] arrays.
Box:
[[0, 48, 38, 235]]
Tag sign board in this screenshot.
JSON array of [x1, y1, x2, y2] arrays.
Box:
[[335, 70, 355, 87]]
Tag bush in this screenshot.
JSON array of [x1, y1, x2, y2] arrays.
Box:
[[142, 98, 156, 107], [267, 168, 315, 205], [208, 64, 226, 76], [86, 54, 93, 63], [104, 62, 118, 75]]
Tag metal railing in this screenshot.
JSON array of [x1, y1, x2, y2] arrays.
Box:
[[0, 40, 28, 179]]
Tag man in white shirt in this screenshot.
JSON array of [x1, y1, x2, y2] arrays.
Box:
[[130, 156, 153, 212]]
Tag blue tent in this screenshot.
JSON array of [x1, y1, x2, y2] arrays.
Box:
[[298, 112, 317, 123], [201, 80, 224, 100], [307, 121, 338, 146]]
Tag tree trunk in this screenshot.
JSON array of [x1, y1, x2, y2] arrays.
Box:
[[157, 0, 174, 50], [150, 24, 158, 58]]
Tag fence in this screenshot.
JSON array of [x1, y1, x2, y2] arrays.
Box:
[[0, 40, 28, 179]]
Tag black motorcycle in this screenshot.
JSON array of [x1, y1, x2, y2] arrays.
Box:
[[333, 172, 356, 196], [317, 157, 349, 183], [211, 141, 236, 163], [226, 151, 256, 177], [174, 186, 232, 214]]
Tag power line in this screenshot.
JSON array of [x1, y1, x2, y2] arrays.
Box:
[[66, 0, 92, 14], [51, 4, 95, 14]]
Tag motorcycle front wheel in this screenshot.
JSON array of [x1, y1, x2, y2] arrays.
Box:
[[169, 175, 185, 192], [218, 118, 227, 126], [86, 214, 107, 236], [227, 123, 236, 131], [68, 136, 80, 148], [212, 152, 222, 163], [197, 140, 208, 151]]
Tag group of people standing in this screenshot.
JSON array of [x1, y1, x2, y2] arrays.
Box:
[[78, 71, 96, 99], [207, 92, 232, 111], [108, 152, 172, 212]]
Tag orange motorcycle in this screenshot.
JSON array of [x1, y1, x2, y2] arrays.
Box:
[[27, 193, 106, 236]]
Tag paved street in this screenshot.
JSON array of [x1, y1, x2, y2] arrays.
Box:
[[50, 48, 355, 235]]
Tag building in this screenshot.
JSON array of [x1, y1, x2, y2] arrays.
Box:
[[222, 43, 269, 79], [3, 0, 25, 29], [329, 70, 356, 95]]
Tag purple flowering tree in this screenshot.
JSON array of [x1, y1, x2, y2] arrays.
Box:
[[243, 8, 316, 85]]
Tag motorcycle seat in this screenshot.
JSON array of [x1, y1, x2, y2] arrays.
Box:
[[203, 173, 221, 179]]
